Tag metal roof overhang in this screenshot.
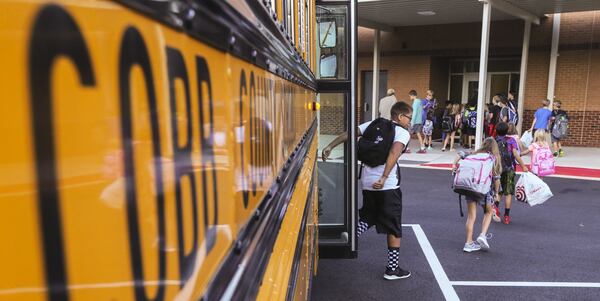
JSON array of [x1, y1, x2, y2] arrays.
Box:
[[358, 0, 600, 30]]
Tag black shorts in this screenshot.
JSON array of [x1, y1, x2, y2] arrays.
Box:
[[360, 188, 403, 237]]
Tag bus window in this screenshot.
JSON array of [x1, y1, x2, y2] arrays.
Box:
[[316, 5, 347, 80], [284, 0, 295, 43]]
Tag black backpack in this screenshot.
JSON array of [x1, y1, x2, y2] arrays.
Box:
[[441, 114, 455, 132], [495, 136, 515, 171], [358, 118, 398, 167]]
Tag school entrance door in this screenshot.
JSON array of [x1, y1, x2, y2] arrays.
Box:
[[458, 73, 520, 104], [361, 70, 387, 122]]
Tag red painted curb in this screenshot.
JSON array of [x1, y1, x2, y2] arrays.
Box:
[[422, 163, 600, 178]]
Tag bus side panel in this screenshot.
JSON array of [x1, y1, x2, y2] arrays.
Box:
[[0, 1, 316, 300], [290, 169, 319, 301], [255, 135, 318, 301]]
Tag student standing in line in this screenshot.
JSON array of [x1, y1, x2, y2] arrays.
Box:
[[322, 102, 413, 280], [422, 89, 437, 150], [442, 103, 461, 151], [463, 97, 478, 149], [497, 95, 510, 124], [490, 95, 501, 129], [494, 122, 529, 225], [379, 88, 398, 120], [440, 101, 453, 145], [452, 137, 502, 252], [485, 96, 499, 138], [525, 129, 556, 177], [530, 99, 553, 136], [507, 123, 526, 157], [551, 100, 569, 157], [409, 90, 426, 153]]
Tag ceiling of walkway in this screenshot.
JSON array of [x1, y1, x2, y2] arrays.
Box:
[[358, 0, 600, 28]]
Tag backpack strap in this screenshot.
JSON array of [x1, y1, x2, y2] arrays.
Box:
[[396, 162, 401, 186], [358, 163, 363, 180], [458, 194, 464, 217]]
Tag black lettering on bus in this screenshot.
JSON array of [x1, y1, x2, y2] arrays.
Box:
[[239, 71, 249, 208], [118, 27, 166, 301], [195, 56, 217, 253], [258, 76, 264, 186], [166, 47, 198, 285], [28, 5, 95, 301]]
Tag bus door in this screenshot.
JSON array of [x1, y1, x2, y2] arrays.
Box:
[[315, 1, 357, 258]]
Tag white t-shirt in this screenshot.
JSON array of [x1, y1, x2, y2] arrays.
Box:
[[358, 121, 411, 191]]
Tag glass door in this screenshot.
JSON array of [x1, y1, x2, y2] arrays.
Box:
[[360, 70, 387, 122], [462, 73, 479, 104], [316, 1, 356, 258]]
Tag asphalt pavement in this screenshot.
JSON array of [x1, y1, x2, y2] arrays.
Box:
[[311, 168, 600, 301]]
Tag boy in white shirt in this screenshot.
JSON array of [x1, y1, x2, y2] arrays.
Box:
[[322, 101, 412, 280]]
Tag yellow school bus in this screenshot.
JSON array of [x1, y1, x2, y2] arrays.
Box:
[[0, 0, 360, 299]]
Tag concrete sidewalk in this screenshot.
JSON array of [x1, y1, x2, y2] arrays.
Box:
[[400, 139, 600, 179]]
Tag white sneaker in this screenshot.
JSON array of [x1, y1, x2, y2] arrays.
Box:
[[427, 146, 433, 150], [477, 233, 492, 250], [463, 241, 481, 252]]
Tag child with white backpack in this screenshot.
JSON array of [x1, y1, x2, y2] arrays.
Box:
[[526, 130, 556, 177], [452, 137, 502, 252]]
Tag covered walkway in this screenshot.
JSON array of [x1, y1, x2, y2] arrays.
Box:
[[356, 0, 600, 148]]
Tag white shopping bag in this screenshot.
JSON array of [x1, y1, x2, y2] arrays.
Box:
[[521, 130, 533, 148], [515, 172, 553, 206]]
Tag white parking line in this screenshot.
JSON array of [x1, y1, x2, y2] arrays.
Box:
[[451, 281, 600, 288], [403, 224, 460, 301], [402, 225, 600, 300]]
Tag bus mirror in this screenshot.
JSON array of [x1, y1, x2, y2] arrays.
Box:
[[318, 20, 336, 48], [319, 54, 337, 78]]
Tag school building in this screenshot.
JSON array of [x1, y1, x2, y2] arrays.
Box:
[[352, 1, 600, 147]]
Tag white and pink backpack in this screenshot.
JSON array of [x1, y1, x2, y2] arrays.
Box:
[[453, 153, 494, 199], [452, 153, 495, 216], [531, 143, 555, 176]]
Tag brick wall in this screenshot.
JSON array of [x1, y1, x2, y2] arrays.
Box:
[[522, 110, 600, 147], [523, 51, 550, 110], [586, 49, 600, 111], [357, 55, 431, 123], [554, 50, 591, 110]]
